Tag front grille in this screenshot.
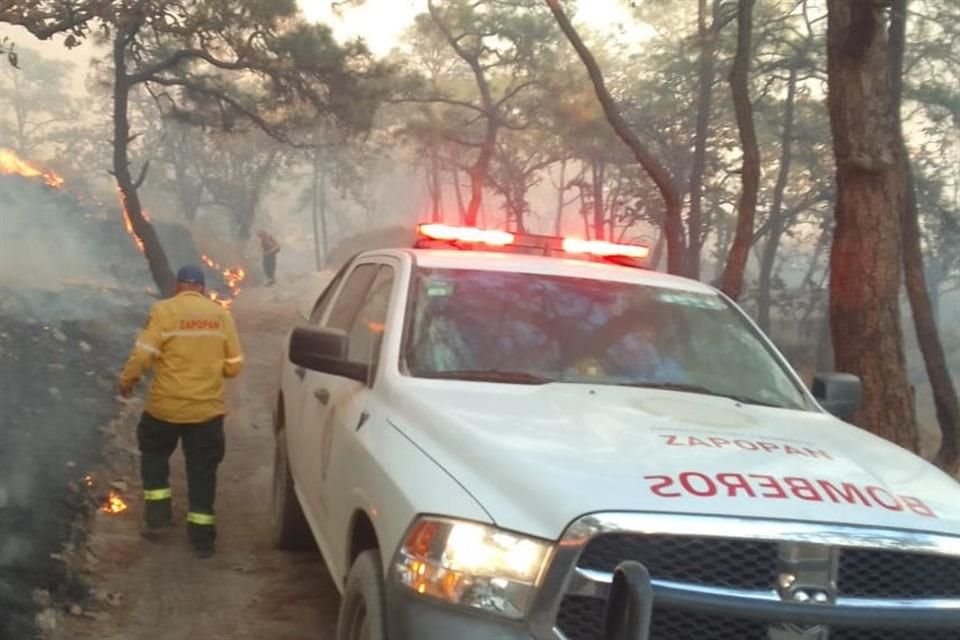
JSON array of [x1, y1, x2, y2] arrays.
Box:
[[577, 534, 778, 589], [555, 596, 960, 640], [831, 629, 960, 640], [839, 548, 960, 599], [556, 595, 606, 640], [557, 533, 960, 640], [576, 533, 960, 599]]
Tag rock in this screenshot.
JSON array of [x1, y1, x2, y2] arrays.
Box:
[[79, 341, 92, 353], [52, 329, 68, 343], [47, 363, 67, 372], [110, 480, 128, 492], [35, 608, 57, 633], [68, 604, 83, 617], [48, 387, 61, 399], [91, 588, 123, 607], [32, 589, 52, 609]]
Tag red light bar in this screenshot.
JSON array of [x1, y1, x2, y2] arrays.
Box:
[[418, 223, 515, 247], [562, 237, 650, 259]]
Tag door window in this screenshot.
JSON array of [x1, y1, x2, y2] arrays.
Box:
[[326, 264, 379, 332], [347, 266, 395, 368], [308, 261, 352, 325]]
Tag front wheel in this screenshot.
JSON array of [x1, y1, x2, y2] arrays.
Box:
[[336, 550, 387, 640], [271, 429, 314, 550]]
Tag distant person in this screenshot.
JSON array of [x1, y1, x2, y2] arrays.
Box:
[[257, 230, 281, 286], [118, 265, 244, 558]]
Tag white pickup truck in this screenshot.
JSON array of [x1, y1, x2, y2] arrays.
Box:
[[272, 224, 960, 640]]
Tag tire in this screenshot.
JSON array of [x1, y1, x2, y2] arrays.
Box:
[[336, 550, 387, 640], [271, 428, 314, 550]]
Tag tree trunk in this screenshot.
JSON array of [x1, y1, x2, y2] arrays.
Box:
[[758, 65, 799, 331], [757, 65, 799, 331], [826, 0, 918, 451], [687, 0, 719, 279], [319, 168, 329, 262], [554, 158, 567, 235], [236, 201, 258, 241], [428, 142, 442, 223], [112, 32, 175, 297], [889, 0, 959, 471], [649, 232, 667, 272], [465, 124, 497, 226], [311, 152, 322, 271], [545, 0, 685, 275], [452, 165, 467, 224], [720, 0, 759, 301], [592, 160, 605, 241]]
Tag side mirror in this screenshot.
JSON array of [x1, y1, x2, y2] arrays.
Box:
[[289, 327, 368, 383], [812, 372, 861, 422]]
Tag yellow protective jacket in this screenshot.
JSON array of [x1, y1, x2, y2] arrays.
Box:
[[120, 291, 244, 424]]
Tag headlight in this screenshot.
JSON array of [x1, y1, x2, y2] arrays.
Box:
[[394, 517, 554, 619]]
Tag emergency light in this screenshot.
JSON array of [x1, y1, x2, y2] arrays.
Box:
[[415, 223, 650, 268], [418, 223, 515, 247], [562, 237, 650, 260]]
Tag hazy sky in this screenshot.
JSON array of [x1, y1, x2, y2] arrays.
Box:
[[0, 1, 636, 89], [298, 0, 637, 55]]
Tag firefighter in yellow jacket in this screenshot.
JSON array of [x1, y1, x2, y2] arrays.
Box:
[[119, 265, 244, 558]]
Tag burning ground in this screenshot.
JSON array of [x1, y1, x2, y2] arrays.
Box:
[[0, 148, 253, 637], [0, 158, 152, 637]]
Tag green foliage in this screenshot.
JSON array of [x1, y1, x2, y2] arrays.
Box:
[[0, 44, 77, 154]]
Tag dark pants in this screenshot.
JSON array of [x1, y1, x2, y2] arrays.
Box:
[[137, 412, 225, 550], [263, 252, 277, 282]]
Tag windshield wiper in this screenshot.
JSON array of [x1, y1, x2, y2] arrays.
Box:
[[418, 369, 555, 385], [614, 381, 787, 408]]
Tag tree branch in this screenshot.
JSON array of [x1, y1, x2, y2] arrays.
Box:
[[495, 80, 536, 108], [146, 76, 292, 144], [544, 0, 684, 275], [127, 48, 251, 85], [386, 95, 485, 114]]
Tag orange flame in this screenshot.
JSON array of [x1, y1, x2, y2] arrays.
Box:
[[101, 491, 128, 514], [117, 187, 153, 254], [0, 148, 65, 188], [201, 254, 247, 309], [121, 207, 145, 253]]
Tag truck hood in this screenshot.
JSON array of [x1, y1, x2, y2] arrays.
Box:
[[388, 380, 960, 540]]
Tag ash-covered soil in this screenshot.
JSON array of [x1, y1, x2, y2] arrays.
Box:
[[0, 287, 146, 639], [57, 276, 340, 640]]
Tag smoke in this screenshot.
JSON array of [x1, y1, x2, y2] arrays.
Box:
[[0, 178, 140, 297], [0, 175, 148, 635]]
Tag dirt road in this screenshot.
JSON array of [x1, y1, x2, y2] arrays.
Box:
[[63, 282, 340, 640]]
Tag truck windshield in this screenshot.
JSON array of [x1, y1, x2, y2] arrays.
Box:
[[403, 267, 811, 410]]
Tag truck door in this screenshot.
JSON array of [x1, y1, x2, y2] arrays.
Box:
[[283, 265, 348, 474], [288, 262, 377, 498], [296, 262, 395, 552]]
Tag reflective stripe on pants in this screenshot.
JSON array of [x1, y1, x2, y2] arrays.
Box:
[[187, 512, 215, 526], [144, 487, 172, 501], [137, 412, 225, 545]]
